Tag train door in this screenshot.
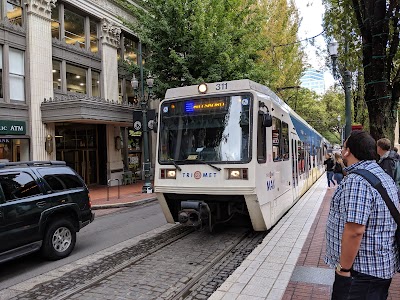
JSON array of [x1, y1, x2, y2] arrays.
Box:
[[291, 136, 299, 202]]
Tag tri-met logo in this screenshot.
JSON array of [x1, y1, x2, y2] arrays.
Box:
[[182, 171, 218, 179]]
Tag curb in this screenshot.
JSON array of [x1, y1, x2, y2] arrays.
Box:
[[91, 197, 158, 210]]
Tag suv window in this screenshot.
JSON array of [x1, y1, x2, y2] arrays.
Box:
[[37, 167, 84, 192], [0, 172, 41, 201]]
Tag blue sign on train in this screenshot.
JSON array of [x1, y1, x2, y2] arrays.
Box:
[[267, 179, 275, 191]]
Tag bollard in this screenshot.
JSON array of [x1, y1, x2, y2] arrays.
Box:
[[107, 178, 120, 201]]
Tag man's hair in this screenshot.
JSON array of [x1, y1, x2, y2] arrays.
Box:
[[394, 147, 398, 153], [346, 131, 378, 161], [377, 138, 391, 151]]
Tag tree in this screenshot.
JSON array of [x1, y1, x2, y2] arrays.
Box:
[[323, 0, 400, 142], [282, 87, 345, 143], [117, 0, 304, 98]]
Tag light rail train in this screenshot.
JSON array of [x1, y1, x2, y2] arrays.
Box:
[[154, 80, 329, 231]]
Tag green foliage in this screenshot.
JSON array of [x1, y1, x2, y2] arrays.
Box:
[[323, 0, 400, 141], [283, 87, 345, 143], [120, 0, 304, 98]]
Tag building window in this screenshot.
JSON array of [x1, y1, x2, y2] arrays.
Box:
[[126, 80, 136, 105], [9, 48, 24, 101], [90, 20, 98, 53], [51, 4, 99, 53], [51, 4, 60, 39], [64, 9, 85, 48], [53, 60, 61, 90], [6, 0, 22, 26], [66, 64, 86, 94], [118, 78, 122, 102], [124, 36, 138, 63], [54, 60, 100, 96], [0, 47, 3, 99], [91, 70, 100, 97]]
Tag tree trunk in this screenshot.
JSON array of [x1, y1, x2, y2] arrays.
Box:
[[355, 0, 397, 142]]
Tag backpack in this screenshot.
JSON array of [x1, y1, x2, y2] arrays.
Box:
[[394, 159, 400, 189], [334, 162, 343, 174]]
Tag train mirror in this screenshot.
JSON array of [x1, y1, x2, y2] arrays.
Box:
[[262, 112, 272, 127]]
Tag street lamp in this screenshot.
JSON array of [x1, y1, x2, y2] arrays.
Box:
[[337, 115, 343, 145], [131, 41, 153, 193], [328, 39, 352, 141]]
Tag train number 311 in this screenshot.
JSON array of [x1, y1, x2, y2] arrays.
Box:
[[216, 83, 228, 90]]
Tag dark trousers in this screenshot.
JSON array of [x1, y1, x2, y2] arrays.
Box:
[[327, 171, 335, 187], [332, 270, 392, 300]]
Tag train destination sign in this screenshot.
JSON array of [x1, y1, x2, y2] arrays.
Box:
[[185, 100, 225, 113]]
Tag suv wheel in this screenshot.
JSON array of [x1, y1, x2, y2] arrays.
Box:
[[42, 219, 76, 260]]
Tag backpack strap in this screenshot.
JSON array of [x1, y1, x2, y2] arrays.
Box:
[[350, 169, 400, 226]]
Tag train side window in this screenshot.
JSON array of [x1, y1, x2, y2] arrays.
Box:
[[282, 122, 289, 160], [298, 141, 305, 174], [312, 146, 316, 167], [257, 111, 266, 163], [272, 117, 281, 161]]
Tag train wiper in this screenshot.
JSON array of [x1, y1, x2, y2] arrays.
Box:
[[168, 159, 182, 171], [189, 159, 221, 171]]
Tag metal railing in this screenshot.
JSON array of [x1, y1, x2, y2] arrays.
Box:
[[107, 178, 120, 201]]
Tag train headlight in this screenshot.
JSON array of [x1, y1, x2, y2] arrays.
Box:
[[167, 170, 176, 179], [160, 169, 177, 179], [228, 168, 248, 180], [198, 83, 208, 94]]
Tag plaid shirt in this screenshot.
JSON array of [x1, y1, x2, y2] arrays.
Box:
[[325, 160, 399, 279]]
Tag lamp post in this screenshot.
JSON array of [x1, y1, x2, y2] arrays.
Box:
[[337, 115, 342, 145], [328, 39, 352, 141], [131, 41, 154, 193]]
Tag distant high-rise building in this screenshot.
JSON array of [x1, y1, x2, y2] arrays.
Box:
[[300, 68, 325, 94]]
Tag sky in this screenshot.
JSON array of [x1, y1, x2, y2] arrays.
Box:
[[294, 0, 335, 88]]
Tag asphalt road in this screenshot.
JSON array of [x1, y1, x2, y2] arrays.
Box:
[[0, 202, 167, 290]]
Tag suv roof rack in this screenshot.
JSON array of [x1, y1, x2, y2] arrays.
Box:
[[0, 161, 67, 169]]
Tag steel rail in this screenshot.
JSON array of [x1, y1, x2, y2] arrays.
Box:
[[169, 230, 251, 300], [50, 227, 194, 300]]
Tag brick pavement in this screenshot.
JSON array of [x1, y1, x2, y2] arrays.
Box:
[[88, 180, 157, 209], [283, 188, 400, 300]]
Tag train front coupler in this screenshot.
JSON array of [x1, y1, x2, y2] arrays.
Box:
[[178, 200, 211, 230]]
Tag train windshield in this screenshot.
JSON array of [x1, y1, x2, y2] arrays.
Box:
[[159, 94, 251, 163]]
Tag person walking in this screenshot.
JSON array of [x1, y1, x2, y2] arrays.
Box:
[[324, 153, 335, 189], [377, 138, 398, 179], [325, 131, 399, 300], [333, 152, 345, 185]]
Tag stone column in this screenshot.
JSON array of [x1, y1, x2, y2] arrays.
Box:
[[100, 19, 123, 184], [100, 18, 120, 102], [25, 0, 57, 160]]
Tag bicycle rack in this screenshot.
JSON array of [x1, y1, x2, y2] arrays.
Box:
[[107, 178, 120, 201]]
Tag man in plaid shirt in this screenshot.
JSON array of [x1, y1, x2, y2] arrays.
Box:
[[325, 131, 399, 299]]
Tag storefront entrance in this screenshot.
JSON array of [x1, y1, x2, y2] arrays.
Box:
[[57, 149, 98, 185], [56, 124, 99, 185], [0, 138, 30, 162]]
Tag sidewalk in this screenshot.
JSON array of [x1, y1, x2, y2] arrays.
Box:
[[283, 187, 400, 300], [210, 176, 400, 300], [88, 181, 157, 209]]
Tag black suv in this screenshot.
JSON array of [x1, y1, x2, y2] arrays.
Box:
[[0, 161, 94, 263]]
